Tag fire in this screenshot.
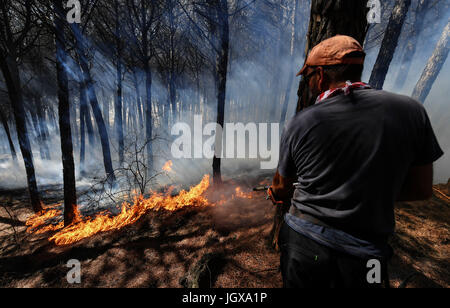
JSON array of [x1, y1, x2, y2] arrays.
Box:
[[27, 175, 211, 246], [234, 187, 253, 199], [26, 175, 258, 246], [162, 160, 173, 173]]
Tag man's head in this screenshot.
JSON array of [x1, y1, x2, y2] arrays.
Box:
[[297, 35, 366, 106]]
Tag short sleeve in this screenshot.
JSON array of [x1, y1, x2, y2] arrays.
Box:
[[277, 126, 297, 178], [412, 107, 444, 166]]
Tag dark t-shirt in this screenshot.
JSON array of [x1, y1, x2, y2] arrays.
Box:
[[279, 89, 444, 256]]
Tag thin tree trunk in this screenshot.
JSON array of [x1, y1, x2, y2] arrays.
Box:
[[0, 109, 17, 160], [30, 109, 47, 161], [212, 0, 230, 186], [144, 61, 153, 172], [280, 0, 300, 128], [412, 19, 450, 103], [35, 97, 51, 160], [73, 23, 116, 183], [114, 0, 124, 166], [79, 98, 86, 177], [369, 0, 412, 90], [394, 0, 431, 90], [0, 54, 43, 213], [132, 69, 144, 128], [55, 0, 78, 226]]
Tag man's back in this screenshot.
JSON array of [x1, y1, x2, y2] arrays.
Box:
[[278, 89, 443, 240]]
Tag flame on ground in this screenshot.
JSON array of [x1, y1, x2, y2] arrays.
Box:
[[26, 175, 211, 246]]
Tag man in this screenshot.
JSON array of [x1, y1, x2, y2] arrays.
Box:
[[270, 35, 444, 288]]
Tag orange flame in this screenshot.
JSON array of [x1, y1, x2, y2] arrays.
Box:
[[234, 187, 253, 199], [162, 160, 173, 173], [26, 175, 258, 246], [27, 175, 211, 246]]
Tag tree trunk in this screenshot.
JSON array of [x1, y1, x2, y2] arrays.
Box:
[[55, 0, 78, 226], [369, 0, 412, 90], [144, 61, 153, 173], [0, 54, 43, 213], [115, 59, 124, 166], [296, 0, 369, 112], [394, 0, 431, 90], [114, 0, 124, 166], [29, 109, 47, 161], [212, 0, 229, 186], [132, 68, 144, 129], [72, 23, 116, 183], [35, 97, 51, 160], [280, 0, 301, 128], [0, 109, 17, 160], [412, 19, 450, 103], [79, 98, 86, 177]]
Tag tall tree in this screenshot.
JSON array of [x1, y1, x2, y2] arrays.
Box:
[[369, 0, 411, 90], [212, 0, 230, 186], [412, 19, 449, 103], [125, 0, 162, 173], [0, 0, 43, 212], [280, 0, 304, 128], [71, 21, 116, 183], [54, 0, 78, 226], [394, 0, 431, 90]]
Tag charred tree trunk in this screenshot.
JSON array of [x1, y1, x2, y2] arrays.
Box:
[[394, 0, 431, 90], [296, 0, 369, 112], [55, 0, 78, 226], [0, 55, 43, 213], [0, 109, 17, 160], [412, 19, 450, 103], [369, 0, 411, 90], [212, 0, 229, 186]]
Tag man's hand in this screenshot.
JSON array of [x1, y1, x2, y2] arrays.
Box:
[[270, 170, 296, 203]]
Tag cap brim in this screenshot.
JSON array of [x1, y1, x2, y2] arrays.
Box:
[[296, 65, 307, 77]]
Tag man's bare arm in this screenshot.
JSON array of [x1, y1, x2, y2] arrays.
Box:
[[397, 164, 433, 201]]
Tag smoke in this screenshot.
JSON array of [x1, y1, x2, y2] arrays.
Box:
[[0, 0, 449, 196]]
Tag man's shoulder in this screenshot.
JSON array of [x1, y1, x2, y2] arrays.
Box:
[[360, 89, 424, 111], [283, 89, 426, 134]]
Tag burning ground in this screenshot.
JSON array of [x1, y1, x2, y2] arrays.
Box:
[[0, 175, 449, 288]]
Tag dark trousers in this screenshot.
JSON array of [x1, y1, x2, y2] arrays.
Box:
[[279, 222, 388, 288]]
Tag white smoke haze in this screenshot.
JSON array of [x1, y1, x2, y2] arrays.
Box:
[[0, 0, 449, 198]]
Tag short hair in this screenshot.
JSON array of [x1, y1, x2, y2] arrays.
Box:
[[321, 51, 365, 82]]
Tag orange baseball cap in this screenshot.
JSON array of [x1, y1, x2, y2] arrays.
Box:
[[296, 35, 365, 76]]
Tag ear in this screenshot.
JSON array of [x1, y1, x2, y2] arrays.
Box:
[[317, 66, 325, 92]]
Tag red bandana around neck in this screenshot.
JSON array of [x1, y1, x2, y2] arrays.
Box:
[[315, 81, 372, 104]]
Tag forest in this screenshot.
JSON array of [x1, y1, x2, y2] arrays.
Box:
[[0, 0, 449, 288]]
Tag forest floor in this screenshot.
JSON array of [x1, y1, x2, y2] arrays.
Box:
[[0, 174, 449, 288]]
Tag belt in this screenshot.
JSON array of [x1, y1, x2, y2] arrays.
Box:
[[288, 206, 333, 229]]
